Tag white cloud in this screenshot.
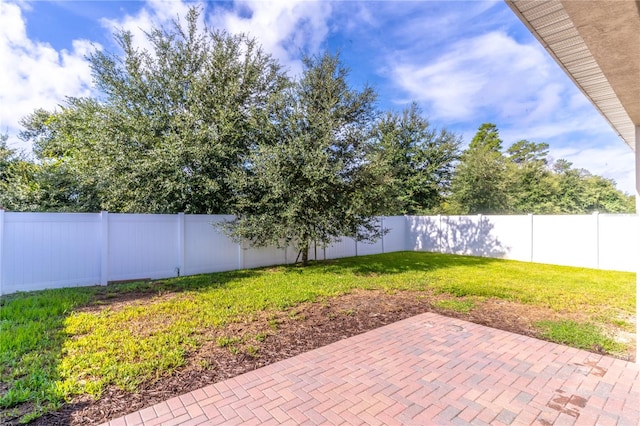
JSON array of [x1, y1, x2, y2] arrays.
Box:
[[100, 0, 332, 75], [388, 24, 636, 194], [0, 0, 333, 155], [208, 0, 331, 75], [0, 1, 97, 154], [551, 144, 636, 195], [99, 0, 195, 54], [390, 31, 553, 122]]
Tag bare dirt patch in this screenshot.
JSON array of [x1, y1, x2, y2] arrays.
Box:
[[29, 289, 635, 425]]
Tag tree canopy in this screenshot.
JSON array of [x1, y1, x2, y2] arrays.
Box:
[[371, 103, 460, 215], [19, 7, 288, 214], [469, 122, 502, 152], [449, 123, 509, 214], [7, 8, 635, 238], [220, 52, 384, 264], [449, 123, 634, 215]]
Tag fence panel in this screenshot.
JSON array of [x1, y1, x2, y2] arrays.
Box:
[[356, 239, 382, 256], [108, 214, 178, 282], [406, 215, 441, 252], [532, 215, 597, 268], [242, 246, 287, 269], [324, 237, 357, 259], [2, 213, 101, 293], [484, 215, 532, 262], [381, 216, 408, 252], [598, 214, 638, 271], [184, 215, 238, 275], [440, 215, 486, 256]]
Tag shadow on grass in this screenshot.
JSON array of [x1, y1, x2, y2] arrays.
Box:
[[0, 268, 261, 425], [0, 251, 501, 424], [303, 251, 504, 277], [1, 289, 88, 425], [86, 269, 262, 309]]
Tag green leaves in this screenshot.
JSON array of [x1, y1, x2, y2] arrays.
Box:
[[449, 123, 634, 215], [371, 103, 461, 215], [17, 7, 287, 214], [449, 123, 509, 214], [0, 133, 41, 211], [222, 52, 384, 264], [11, 12, 632, 217], [469, 122, 502, 152]]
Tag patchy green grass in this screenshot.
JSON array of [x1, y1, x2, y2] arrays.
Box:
[[0, 288, 98, 421], [217, 336, 242, 348], [535, 320, 626, 354], [433, 298, 477, 313], [0, 251, 635, 423]]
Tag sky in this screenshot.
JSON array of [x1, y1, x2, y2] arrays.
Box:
[[0, 0, 636, 194]]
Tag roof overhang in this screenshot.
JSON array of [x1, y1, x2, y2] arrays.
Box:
[[506, 0, 640, 151]]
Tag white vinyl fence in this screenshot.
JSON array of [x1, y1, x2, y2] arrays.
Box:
[[0, 211, 636, 295]]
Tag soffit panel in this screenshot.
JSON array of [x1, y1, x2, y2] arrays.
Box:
[[506, 0, 639, 151]]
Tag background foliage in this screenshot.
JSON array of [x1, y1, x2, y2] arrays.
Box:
[[4, 7, 634, 218], [220, 53, 384, 264]]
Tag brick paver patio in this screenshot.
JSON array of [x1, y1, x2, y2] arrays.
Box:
[[102, 312, 639, 425]]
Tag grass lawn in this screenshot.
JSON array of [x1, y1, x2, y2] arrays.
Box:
[[0, 251, 636, 423]]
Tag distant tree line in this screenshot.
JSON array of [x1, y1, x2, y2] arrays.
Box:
[[1, 8, 634, 262], [445, 123, 634, 215]]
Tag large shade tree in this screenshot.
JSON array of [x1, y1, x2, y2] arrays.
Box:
[[449, 123, 509, 214], [371, 103, 460, 215], [221, 52, 385, 265], [19, 7, 288, 213]]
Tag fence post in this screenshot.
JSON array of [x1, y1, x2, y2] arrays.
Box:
[[593, 211, 600, 269], [380, 216, 385, 253], [0, 209, 4, 296], [437, 214, 442, 253], [100, 211, 109, 286], [477, 214, 483, 257], [528, 213, 534, 262], [177, 213, 185, 276], [238, 240, 244, 270]]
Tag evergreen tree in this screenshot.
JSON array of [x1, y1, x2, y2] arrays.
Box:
[[19, 7, 288, 213], [449, 123, 508, 214], [221, 52, 384, 265], [505, 140, 555, 213], [469, 122, 502, 151], [371, 103, 460, 214]]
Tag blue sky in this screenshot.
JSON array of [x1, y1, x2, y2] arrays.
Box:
[[0, 0, 635, 193]]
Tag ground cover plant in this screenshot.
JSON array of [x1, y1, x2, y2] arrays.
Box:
[[0, 251, 635, 424]]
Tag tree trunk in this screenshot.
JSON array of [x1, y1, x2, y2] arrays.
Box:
[[301, 241, 309, 266]]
